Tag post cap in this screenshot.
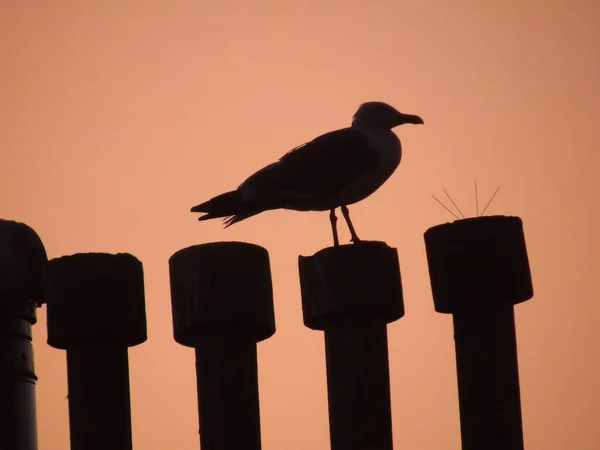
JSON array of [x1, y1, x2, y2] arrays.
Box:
[[47, 252, 147, 349], [169, 242, 276, 347], [0, 219, 48, 323], [299, 241, 404, 330], [424, 215, 534, 313]]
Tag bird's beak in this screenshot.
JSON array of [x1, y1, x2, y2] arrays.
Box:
[[396, 113, 424, 126]]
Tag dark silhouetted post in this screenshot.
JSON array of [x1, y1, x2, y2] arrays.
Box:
[[0, 219, 48, 450], [169, 242, 275, 450], [298, 241, 404, 450], [424, 215, 534, 450], [46, 253, 147, 450]]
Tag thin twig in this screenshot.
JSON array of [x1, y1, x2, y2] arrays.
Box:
[[443, 188, 465, 219], [480, 185, 501, 216], [431, 194, 460, 219]]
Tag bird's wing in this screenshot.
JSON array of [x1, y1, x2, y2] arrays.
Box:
[[240, 128, 380, 201]]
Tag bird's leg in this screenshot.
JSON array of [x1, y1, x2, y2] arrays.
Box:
[[329, 208, 340, 247], [341, 205, 361, 244]]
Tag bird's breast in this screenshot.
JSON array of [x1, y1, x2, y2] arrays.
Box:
[[335, 131, 402, 206]]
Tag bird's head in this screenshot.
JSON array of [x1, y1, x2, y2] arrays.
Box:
[[352, 101, 424, 129]]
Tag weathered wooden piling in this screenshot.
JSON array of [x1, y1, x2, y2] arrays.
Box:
[[0, 219, 48, 450], [47, 253, 147, 450], [299, 241, 404, 450], [169, 242, 275, 450], [424, 215, 534, 450]]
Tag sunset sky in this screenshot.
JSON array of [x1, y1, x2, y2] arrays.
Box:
[[2, 1, 599, 449]]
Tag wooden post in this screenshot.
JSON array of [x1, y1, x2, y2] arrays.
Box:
[[46, 253, 147, 450], [169, 242, 275, 450], [424, 215, 534, 450], [298, 241, 404, 450], [0, 219, 48, 450]]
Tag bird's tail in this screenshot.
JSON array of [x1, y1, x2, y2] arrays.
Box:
[[191, 190, 261, 227]]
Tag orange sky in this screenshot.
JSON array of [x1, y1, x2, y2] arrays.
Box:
[[1, 1, 599, 449]]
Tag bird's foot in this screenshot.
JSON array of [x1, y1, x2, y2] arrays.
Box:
[[341, 205, 361, 245]]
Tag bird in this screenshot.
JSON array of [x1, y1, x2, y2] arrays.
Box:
[[191, 101, 423, 246]]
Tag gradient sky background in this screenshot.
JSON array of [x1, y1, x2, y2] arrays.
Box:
[[2, 1, 599, 449]]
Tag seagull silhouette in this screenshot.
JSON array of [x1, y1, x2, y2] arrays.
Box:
[[191, 102, 423, 246]]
